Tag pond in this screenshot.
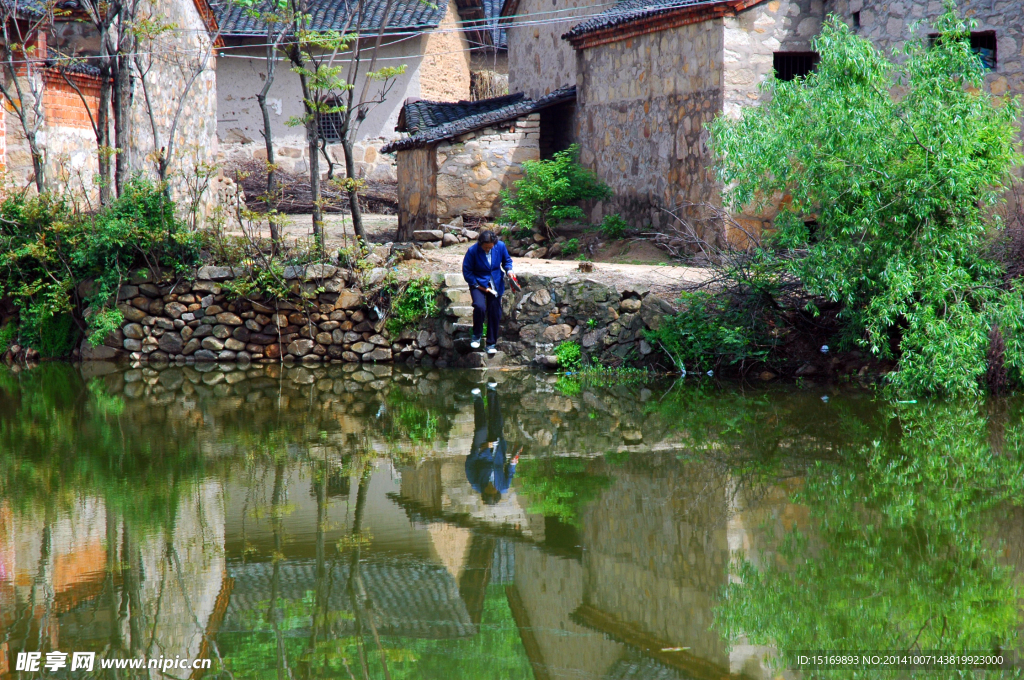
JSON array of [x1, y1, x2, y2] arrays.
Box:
[[1, 362, 1023, 679]]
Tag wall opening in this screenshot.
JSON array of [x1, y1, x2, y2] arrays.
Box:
[[929, 30, 997, 70], [318, 103, 344, 144], [773, 51, 820, 81], [852, 11, 861, 29], [539, 102, 575, 159]]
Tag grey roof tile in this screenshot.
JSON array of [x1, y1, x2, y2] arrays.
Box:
[[382, 85, 575, 152], [213, 0, 447, 35], [562, 0, 708, 40], [399, 93, 525, 133]]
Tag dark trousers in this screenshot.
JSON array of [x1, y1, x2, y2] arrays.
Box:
[[473, 392, 503, 449], [470, 287, 502, 346]]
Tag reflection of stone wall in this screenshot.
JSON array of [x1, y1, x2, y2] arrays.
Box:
[[575, 21, 724, 232]]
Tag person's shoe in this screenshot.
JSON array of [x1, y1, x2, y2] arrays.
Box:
[[471, 387, 482, 396], [470, 336, 481, 350], [486, 345, 497, 356], [486, 380, 498, 390]]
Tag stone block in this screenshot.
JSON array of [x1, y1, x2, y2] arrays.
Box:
[[413, 230, 444, 241]]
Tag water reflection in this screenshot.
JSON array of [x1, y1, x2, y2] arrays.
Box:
[[0, 363, 1021, 679]]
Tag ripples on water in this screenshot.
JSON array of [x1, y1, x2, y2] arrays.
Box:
[[0, 362, 1023, 679]]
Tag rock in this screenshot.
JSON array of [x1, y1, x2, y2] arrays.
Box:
[[795, 363, 817, 376], [232, 326, 251, 342], [342, 351, 360, 362], [442, 233, 459, 246], [540, 355, 559, 369], [224, 338, 246, 351], [192, 324, 214, 338], [212, 325, 232, 339], [335, 291, 362, 310], [118, 304, 147, 323], [759, 371, 777, 380], [362, 348, 392, 362], [82, 346, 120, 360], [367, 268, 388, 286], [158, 333, 184, 354], [413, 230, 444, 242], [245, 319, 263, 332], [620, 298, 642, 313], [197, 265, 235, 280], [582, 328, 608, 348], [287, 339, 315, 356], [368, 334, 388, 347], [130, 296, 150, 312], [639, 339, 653, 355], [425, 345, 440, 357], [217, 350, 237, 361], [123, 323, 145, 340], [639, 295, 675, 331], [116, 285, 139, 301], [533, 233, 546, 243], [283, 265, 303, 279], [420, 242, 440, 251], [448, 216, 464, 230], [103, 329, 124, 348], [193, 349, 218, 362], [351, 341, 375, 354], [531, 289, 552, 307], [264, 343, 282, 359], [464, 229, 479, 240], [304, 264, 338, 280], [466, 351, 505, 368], [138, 284, 161, 298], [181, 338, 201, 355], [123, 338, 143, 352], [202, 337, 225, 351], [542, 324, 572, 343], [316, 332, 333, 345], [215, 312, 243, 325]]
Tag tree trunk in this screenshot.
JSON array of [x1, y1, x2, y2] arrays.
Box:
[[97, 64, 112, 204], [113, 24, 134, 196], [28, 136, 45, 194], [340, 137, 367, 243], [297, 71, 324, 252], [257, 91, 281, 250]]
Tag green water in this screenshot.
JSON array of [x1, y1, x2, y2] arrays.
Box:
[[1, 362, 1023, 679]]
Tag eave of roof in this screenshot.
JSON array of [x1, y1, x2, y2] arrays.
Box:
[[382, 85, 575, 153], [563, 0, 765, 49]]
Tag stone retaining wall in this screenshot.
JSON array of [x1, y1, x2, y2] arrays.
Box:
[[76, 264, 676, 370]]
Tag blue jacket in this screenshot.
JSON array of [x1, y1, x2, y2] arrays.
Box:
[[465, 441, 515, 494], [462, 241, 513, 298]]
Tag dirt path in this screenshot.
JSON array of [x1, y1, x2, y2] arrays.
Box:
[[253, 213, 707, 300]]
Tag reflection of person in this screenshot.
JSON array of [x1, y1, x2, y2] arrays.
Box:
[[465, 384, 519, 505], [461, 230, 514, 355]]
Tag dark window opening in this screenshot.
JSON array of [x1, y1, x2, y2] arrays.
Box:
[[852, 11, 860, 29], [540, 101, 575, 159], [773, 51, 820, 81], [318, 105, 344, 144], [928, 30, 997, 70]]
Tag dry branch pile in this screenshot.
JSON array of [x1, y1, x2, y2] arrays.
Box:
[[231, 159, 398, 215]]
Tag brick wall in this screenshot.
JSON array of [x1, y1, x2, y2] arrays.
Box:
[[41, 70, 101, 129], [419, 0, 473, 102]]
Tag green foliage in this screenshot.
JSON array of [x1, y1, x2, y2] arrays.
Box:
[[599, 213, 629, 240], [498, 144, 611, 236], [0, 180, 203, 349], [646, 291, 770, 373], [709, 6, 1023, 395], [561, 238, 580, 257], [515, 456, 612, 527], [554, 340, 583, 372], [385, 277, 440, 336]]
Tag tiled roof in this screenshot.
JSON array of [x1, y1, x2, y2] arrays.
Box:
[[382, 85, 575, 152], [46, 59, 103, 77], [213, 0, 447, 35], [562, 0, 708, 40], [399, 93, 525, 133], [221, 559, 477, 639]]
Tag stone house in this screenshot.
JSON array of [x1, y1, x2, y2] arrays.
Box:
[[214, 0, 509, 182], [382, 86, 574, 237], [0, 0, 221, 205], [499, 0, 1023, 238]]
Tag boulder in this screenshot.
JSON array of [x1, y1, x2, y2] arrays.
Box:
[[118, 304, 147, 323], [181, 338, 201, 356], [362, 348, 392, 362], [620, 298, 642, 313], [201, 337, 225, 351], [193, 349, 218, 362], [367, 267, 388, 286], [542, 324, 572, 343], [215, 312, 243, 326], [351, 341, 375, 354], [197, 265, 235, 281], [287, 339, 315, 356], [224, 338, 246, 351], [158, 333, 184, 354], [413, 230, 444, 242], [442, 233, 459, 246], [639, 295, 675, 331], [123, 323, 145, 340], [335, 291, 362, 310]]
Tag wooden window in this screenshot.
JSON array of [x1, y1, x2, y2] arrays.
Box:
[[773, 51, 820, 81], [318, 107, 344, 144]]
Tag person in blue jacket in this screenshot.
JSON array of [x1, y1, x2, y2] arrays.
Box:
[[465, 383, 519, 505], [462, 230, 514, 354]]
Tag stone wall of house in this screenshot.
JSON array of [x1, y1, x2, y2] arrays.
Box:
[[397, 146, 438, 235], [575, 22, 725, 233], [828, 0, 1023, 123], [722, 0, 824, 119], [434, 112, 540, 220], [419, 0, 473, 102], [505, 0, 605, 99], [219, 138, 399, 183]]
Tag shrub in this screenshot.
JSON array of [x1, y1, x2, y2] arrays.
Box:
[[554, 340, 583, 371], [561, 238, 580, 257], [645, 291, 770, 373], [599, 213, 628, 240], [708, 6, 1023, 395], [498, 144, 611, 237], [385, 277, 440, 336], [0, 180, 204, 348]]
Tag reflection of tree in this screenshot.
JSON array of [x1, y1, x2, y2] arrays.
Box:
[[716, 401, 1024, 672], [515, 457, 612, 527]]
